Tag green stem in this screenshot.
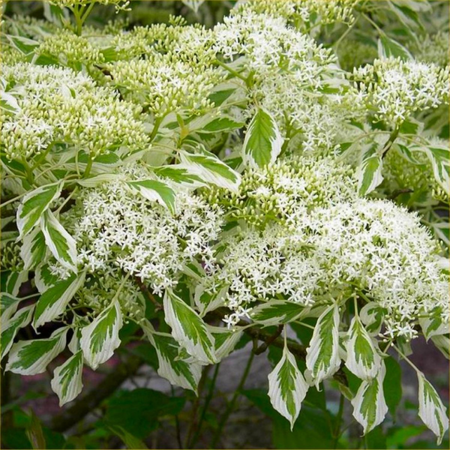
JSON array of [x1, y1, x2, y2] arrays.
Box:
[[333, 392, 345, 448], [210, 343, 256, 448], [71, 5, 84, 36], [214, 59, 249, 84], [81, 2, 95, 23], [189, 362, 221, 448], [83, 155, 94, 178], [21, 158, 34, 185], [381, 127, 400, 159]]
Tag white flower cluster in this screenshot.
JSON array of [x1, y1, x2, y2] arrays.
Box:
[[231, 0, 357, 29], [66, 165, 223, 295], [214, 10, 334, 72], [213, 8, 364, 153], [352, 58, 450, 127], [206, 156, 358, 228], [105, 57, 223, 118], [207, 158, 449, 340], [0, 63, 148, 159]]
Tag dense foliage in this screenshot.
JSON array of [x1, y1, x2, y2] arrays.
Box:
[[1, 0, 449, 448]]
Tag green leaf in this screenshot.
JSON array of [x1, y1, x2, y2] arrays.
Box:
[[345, 316, 381, 380], [0, 91, 21, 114], [1, 305, 34, 361], [6, 35, 39, 55], [105, 388, 185, 439], [26, 411, 46, 450], [51, 351, 84, 406], [41, 210, 78, 273], [6, 327, 68, 375], [201, 117, 244, 133], [208, 88, 236, 106], [268, 342, 309, 430], [250, 300, 306, 327], [108, 426, 148, 449], [127, 179, 176, 214], [306, 304, 341, 387], [383, 356, 402, 419], [179, 149, 240, 192], [378, 36, 412, 60], [357, 143, 383, 196], [242, 108, 283, 168], [33, 273, 85, 330], [351, 361, 388, 434], [17, 182, 62, 238], [417, 372, 449, 444], [20, 227, 47, 271], [80, 301, 123, 369], [163, 289, 217, 364]]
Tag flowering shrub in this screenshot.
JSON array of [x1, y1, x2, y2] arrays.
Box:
[[1, 0, 449, 447]]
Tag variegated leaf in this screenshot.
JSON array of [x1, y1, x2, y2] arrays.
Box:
[[345, 316, 382, 380], [35, 263, 59, 293], [306, 304, 341, 387], [418, 372, 449, 444], [163, 289, 217, 364], [209, 326, 243, 360], [431, 335, 450, 360], [154, 166, 205, 189], [1, 305, 34, 361], [359, 303, 385, 336], [242, 108, 283, 169], [80, 301, 123, 370], [6, 327, 68, 375], [0, 292, 23, 321], [41, 210, 78, 273], [4, 270, 29, 297], [250, 300, 305, 327], [51, 350, 84, 406], [351, 362, 388, 434], [424, 144, 450, 194], [357, 143, 383, 196], [378, 36, 412, 60], [127, 179, 176, 214], [268, 341, 309, 430], [194, 284, 228, 316], [17, 182, 62, 238], [33, 272, 85, 330], [142, 322, 202, 392], [419, 315, 449, 340], [179, 150, 240, 193], [20, 227, 47, 271]]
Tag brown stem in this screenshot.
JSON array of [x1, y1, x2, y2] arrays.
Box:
[[134, 276, 162, 311]]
